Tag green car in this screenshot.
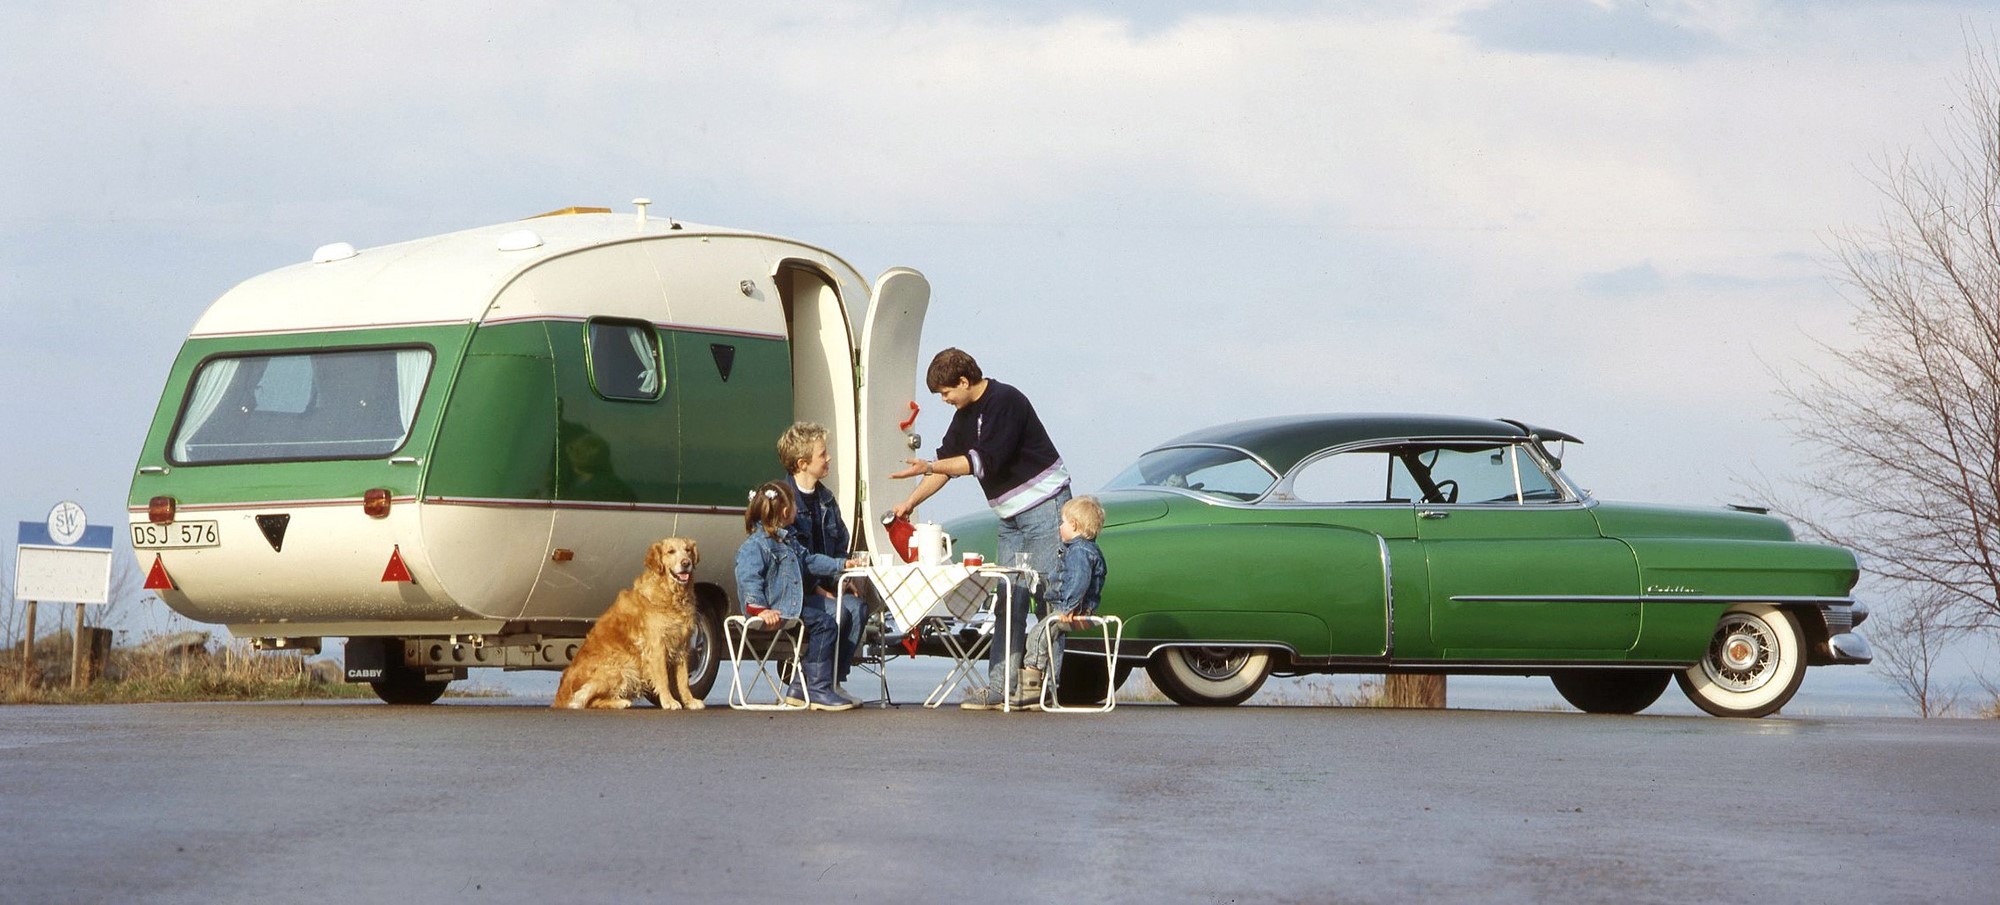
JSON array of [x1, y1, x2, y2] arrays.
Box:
[[944, 414, 1872, 717]]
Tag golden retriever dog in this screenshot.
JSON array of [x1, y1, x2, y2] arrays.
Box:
[[554, 537, 705, 710]]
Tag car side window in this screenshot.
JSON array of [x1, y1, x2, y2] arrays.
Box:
[[1289, 451, 1415, 504], [1410, 444, 1564, 504]]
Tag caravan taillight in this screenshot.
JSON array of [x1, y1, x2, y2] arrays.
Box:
[[363, 489, 392, 518], [149, 496, 177, 524]]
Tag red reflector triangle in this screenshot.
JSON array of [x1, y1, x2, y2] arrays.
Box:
[[143, 554, 176, 591], [381, 546, 414, 583]]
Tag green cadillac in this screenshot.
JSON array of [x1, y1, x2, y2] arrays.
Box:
[[947, 413, 1872, 717]]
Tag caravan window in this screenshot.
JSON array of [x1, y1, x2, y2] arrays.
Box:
[[169, 347, 433, 464], [587, 320, 664, 401]]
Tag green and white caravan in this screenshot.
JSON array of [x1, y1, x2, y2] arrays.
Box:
[[127, 203, 930, 704]]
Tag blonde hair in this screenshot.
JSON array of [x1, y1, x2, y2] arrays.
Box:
[[744, 480, 795, 537], [776, 422, 829, 475], [1062, 495, 1105, 539]]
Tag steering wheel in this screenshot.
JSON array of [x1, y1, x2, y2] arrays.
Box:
[[1434, 479, 1459, 504]]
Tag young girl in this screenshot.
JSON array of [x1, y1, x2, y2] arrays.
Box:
[[734, 479, 860, 711]]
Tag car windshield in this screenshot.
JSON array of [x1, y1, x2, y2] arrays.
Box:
[[170, 347, 433, 464], [1105, 445, 1278, 501]]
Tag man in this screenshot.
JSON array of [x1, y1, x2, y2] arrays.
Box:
[[891, 348, 1070, 710]]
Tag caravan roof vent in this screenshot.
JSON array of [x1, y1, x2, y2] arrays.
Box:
[[497, 229, 544, 252], [311, 242, 357, 264]]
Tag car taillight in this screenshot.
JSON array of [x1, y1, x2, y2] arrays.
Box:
[[363, 489, 391, 518], [149, 496, 177, 524]]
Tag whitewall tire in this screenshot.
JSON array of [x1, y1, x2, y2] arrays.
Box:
[[1676, 605, 1806, 718]]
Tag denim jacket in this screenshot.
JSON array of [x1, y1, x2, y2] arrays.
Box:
[[1047, 536, 1106, 616], [734, 528, 844, 618], [788, 476, 851, 594]]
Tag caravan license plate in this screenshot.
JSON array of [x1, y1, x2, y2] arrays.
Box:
[[132, 521, 220, 549]]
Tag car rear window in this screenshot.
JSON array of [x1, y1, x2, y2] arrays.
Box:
[[1106, 446, 1277, 501]]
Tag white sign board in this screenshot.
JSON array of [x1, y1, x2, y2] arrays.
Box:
[[15, 502, 115, 604], [15, 546, 114, 603]]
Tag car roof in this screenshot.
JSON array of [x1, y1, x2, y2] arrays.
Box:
[[1154, 413, 1580, 476]]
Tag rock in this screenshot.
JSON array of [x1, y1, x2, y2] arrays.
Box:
[[133, 631, 212, 657]]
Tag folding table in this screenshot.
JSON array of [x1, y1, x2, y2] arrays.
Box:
[[839, 562, 1035, 710]]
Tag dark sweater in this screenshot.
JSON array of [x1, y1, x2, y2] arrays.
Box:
[[936, 379, 1070, 518]]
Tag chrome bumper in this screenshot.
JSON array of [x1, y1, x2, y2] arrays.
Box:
[[1826, 632, 1873, 665]]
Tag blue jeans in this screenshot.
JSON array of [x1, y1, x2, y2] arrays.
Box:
[[992, 486, 1070, 669], [796, 603, 839, 679], [815, 591, 866, 681]]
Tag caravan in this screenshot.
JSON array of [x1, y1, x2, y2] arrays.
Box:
[[126, 202, 929, 703]]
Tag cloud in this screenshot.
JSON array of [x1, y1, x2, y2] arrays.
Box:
[[1454, 0, 1727, 61], [1582, 261, 1668, 295]]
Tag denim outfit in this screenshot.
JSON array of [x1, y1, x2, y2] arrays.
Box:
[[1025, 534, 1106, 674], [788, 476, 866, 682], [733, 528, 842, 680], [993, 486, 1071, 673]]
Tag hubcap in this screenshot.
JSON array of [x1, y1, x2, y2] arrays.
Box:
[[1182, 647, 1248, 681], [1704, 614, 1774, 692], [1722, 634, 1760, 671]]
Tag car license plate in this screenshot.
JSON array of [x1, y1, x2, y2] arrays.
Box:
[[132, 521, 220, 549]]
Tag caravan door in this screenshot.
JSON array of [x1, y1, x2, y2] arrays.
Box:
[[854, 268, 931, 557]]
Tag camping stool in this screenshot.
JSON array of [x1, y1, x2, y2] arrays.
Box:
[[724, 607, 808, 711], [1036, 614, 1124, 714]]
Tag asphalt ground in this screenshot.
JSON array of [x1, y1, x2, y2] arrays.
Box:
[[2, 696, 1995, 904]]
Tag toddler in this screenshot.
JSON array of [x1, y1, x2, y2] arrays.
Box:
[[1017, 495, 1108, 709]]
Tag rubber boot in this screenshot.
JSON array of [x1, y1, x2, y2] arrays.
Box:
[[803, 656, 856, 712], [1013, 666, 1045, 711], [963, 654, 1024, 711]]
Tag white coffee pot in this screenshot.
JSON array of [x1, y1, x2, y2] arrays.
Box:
[[912, 522, 955, 566]]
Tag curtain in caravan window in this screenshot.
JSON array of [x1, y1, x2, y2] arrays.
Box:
[[173, 358, 240, 461], [395, 349, 429, 432], [625, 326, 660, 396]]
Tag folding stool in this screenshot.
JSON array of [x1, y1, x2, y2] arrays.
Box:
[[1034, 614, 1125, 713], [723, 608, 807, 711]]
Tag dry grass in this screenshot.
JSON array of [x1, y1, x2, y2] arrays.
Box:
[[1, 632, 370, 704]]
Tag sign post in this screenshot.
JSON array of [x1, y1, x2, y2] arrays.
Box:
[[14, 502, 114, 690]]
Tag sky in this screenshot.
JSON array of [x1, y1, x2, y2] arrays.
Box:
[[2, 1, 1995, 669]]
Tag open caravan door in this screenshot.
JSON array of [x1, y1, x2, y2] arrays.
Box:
[[855, 268, 931, 558]]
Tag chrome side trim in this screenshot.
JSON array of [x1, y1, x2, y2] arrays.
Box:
[[1379, 534, 1394, 657], [1450, 594, 1858, 605]]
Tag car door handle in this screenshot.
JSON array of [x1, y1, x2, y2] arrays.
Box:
[[1419, 510, 1450, 519]]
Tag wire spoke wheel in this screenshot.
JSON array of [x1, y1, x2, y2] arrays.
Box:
[[1676, 605, 1805, 718], [1147, 646, 1272, 706]]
